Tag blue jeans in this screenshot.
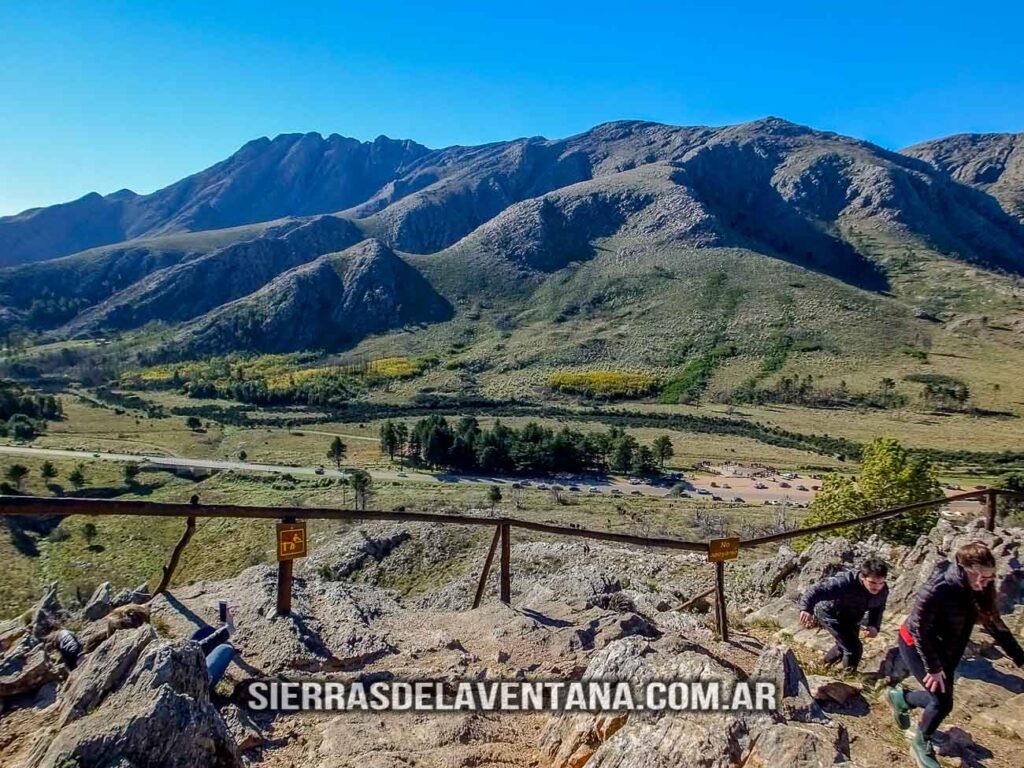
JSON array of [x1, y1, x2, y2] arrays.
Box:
[[205, 643, 235, 688], [189, 626, 235, 688]]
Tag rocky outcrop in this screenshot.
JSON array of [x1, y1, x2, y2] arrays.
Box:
[[33, 640, 241, 768], [82, 582, 113, 621], [904, 132, 1024, 222], [54, 624, 156, 726], [541, 637, 849, 768], [0, 634, 58, 699]]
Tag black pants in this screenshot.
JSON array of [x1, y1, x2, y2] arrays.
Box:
[[814, 605, 862, 671], [898, 634, 955, 737]]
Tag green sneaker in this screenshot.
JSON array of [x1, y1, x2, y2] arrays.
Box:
[[886, 686, 911, 730], [910, 729, 940, 768]]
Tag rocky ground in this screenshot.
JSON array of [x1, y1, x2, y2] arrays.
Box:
[[2, 515, 1023, 767]]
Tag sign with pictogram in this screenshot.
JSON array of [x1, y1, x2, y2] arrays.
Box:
[[277, 521, 307, 561], [707, 537, 739, 562]]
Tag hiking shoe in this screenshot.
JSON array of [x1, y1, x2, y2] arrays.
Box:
[[886, 686, 911, 730], [910, 729, 940, 768]]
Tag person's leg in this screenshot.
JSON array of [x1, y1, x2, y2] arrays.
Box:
[[190, 625, 215, 643], [815, 607, 860, 671], [197, 626, 230, 656], [838, 624, 863, 672], [205, 643, 235, 689], [895, 636, 950, 768], [917, 665, 954, 738]]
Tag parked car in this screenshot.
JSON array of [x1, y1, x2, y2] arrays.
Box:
[[397, 471, 408, 478], [779, 482, 791, 489], [811, 485, 820, 491], [630, 490, 642, 496], [569, 485, 580, 492], [754, 482, 768, 489], [697, 488, 711, 495], [710, 482, 719, 488], [589, 487, 601, 493], [733, 496, 745, 503], [314, 466, 325, 475], [797, 485, 808, 491], [711, 495, 723, 501]]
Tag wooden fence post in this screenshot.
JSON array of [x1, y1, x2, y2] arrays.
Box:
[[153, 495, 199, 597], [715, 561, 729, 642], [276, 516, 296, 616], [986, 490, 998, 532], [472, 525, 503, 609], [499, 522, 511, 604]]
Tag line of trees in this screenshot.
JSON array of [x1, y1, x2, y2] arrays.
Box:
[[378, 416, 674, 476]]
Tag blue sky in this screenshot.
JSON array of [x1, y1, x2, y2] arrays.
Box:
[[2, 1, 1023, 215]]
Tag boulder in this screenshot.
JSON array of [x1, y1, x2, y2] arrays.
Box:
[[541, 635, 850, 768], [0, 615, 27, 653], [0, 634, 58, 699], [975, 691, 1024, 739], [805, 675, 862, 705], [35, 640, 241, 768], [221, 703, 265, 751], [83, 581, 113, 621], [55, 624, 156, 726], [745, 722, 851, 767], [29, 583, 64, 640], [110, 582, 151, 609], [752, 645, 827, 724]]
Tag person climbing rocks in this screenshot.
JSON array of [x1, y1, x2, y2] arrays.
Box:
[[798, 557, 889, 673], [887, 541, 1024, 768]]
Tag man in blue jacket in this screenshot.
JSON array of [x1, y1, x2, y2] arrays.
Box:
[[798, 558, 889, 672]]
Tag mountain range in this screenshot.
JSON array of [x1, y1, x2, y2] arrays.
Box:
[[2, 118, 1023, 371]]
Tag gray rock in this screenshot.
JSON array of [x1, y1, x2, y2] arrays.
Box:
[[0, 615, 27, 653], [111, 583, 151, 609], [805, 675, 862, 705], [83, 581, 113, 621], [29, 583, 64, 640], [56, 624, 156, 726], [746, 722, 851, 767], [752, 645, 828, 724], [975, 692, 1024, 739], [221, 703, 264, 751], [36, 640, 241, 768], [0, 634, 58, 698]]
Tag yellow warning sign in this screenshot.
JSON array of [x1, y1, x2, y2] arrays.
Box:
[[707, 537, 739, 562], [277, 521, 307, 561]]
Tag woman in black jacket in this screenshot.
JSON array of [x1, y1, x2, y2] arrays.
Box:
[[887, 542, 1024, 768]]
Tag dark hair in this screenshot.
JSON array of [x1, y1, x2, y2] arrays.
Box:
[[859, 558, 889, 578]]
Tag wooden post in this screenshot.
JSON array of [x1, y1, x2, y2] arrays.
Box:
[[277, 516, 296, 616], [153, 515, 196, 596], [472, 525, 503, 609], [499, 522, 511, 604], [153, 495, 200, 598], [986, 490, 998, 532], [715, 561, 729, 642]]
